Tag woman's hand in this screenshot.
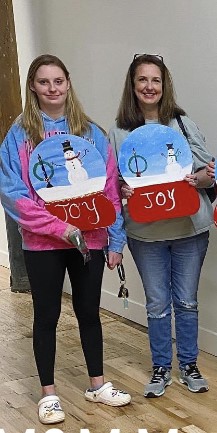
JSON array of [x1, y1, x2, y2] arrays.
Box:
[[63, 224, 80, 244], [107, 251, 123, 270], [121, 182, 134, 199], [184, 166, 215, 189], [206, 160, 215, 179], [184, 173, 199, 187]]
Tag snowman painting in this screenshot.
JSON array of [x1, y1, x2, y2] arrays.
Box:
[[62, 140, 88, 184], [162, 143, 182, 179]]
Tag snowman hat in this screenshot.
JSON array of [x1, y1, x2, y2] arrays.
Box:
[[62, 140, 74, 152], [166, 143, 174, 150]]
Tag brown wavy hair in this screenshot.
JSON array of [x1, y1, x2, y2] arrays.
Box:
[[116, 54, 186, 131], [20, 54, 103, 146]]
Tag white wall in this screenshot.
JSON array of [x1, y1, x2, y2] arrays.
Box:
[[12, 0, 44, 103], [38, 0, 217, 355], [0, 0, 45, 269], [0, 207, 9, 267], [40, 0, 217, 148], [1, 0, 217, 355]]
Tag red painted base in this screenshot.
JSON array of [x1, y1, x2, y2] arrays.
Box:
[[214, 205, 217, 227], [128, 180, 200, 223], [45, 192, 116, 230]]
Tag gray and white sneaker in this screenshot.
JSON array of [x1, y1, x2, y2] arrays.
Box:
[[179, 363, 209, 393], [144, 367, 172, 398]]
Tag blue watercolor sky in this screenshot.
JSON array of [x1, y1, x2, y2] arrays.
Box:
[[118, 124, 193, 178], [29, 134, 106, 191]]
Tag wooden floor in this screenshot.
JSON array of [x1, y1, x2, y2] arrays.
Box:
[[0, 266, 216, 433]]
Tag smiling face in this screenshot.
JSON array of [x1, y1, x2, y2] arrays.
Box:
[[30, 64, 70, 116], [133, 63, 163, 113]]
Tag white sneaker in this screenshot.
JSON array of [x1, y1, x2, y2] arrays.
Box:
[[38, 395, 65, 424], [85, 382, 131, 406]]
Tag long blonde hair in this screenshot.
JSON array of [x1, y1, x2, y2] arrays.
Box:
[[20, 54, 101, 146], [117, 54, 186, 131]]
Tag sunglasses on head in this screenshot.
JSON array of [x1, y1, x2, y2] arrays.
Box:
[[133, 54, 163, 62]]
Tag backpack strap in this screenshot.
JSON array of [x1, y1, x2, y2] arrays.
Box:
[[176, 115, 216, 203], [176, 114, 188, 140]]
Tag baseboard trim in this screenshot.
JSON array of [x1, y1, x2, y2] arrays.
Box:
[[101, 289, 217, 356], [198, 327, 217, 356], [101, 289, 148, 327], [0, 250, 9, 268]]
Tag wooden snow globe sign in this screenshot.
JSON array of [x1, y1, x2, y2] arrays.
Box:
[[118, 124, 200, 222], [29, 134, 116, 230]]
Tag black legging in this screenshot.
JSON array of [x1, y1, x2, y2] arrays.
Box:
[[24, 248, 105, 386]]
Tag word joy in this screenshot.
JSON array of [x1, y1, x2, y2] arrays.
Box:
[[128, 180, 200, 223], [45, 192, 116, 231], [0, 429, 178, 433], [55, 198, 100, 224], [141, 187, 175, 210]]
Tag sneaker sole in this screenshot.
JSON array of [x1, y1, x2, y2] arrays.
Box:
[[39, 414, 65, 425], [85, 395, 131, 406], [179, 378, 209, 393], [144, 379, 172, 398]]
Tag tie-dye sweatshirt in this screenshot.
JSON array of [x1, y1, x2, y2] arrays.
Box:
[[0, 113, 126, 253]]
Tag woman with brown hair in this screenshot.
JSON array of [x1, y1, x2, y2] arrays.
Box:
[[109, 54, 214, 398]]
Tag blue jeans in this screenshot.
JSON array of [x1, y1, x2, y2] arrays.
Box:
[[128, 232, 209, 370]]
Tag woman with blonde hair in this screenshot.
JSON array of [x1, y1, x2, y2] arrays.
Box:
[[0, 54, 131, 424]]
